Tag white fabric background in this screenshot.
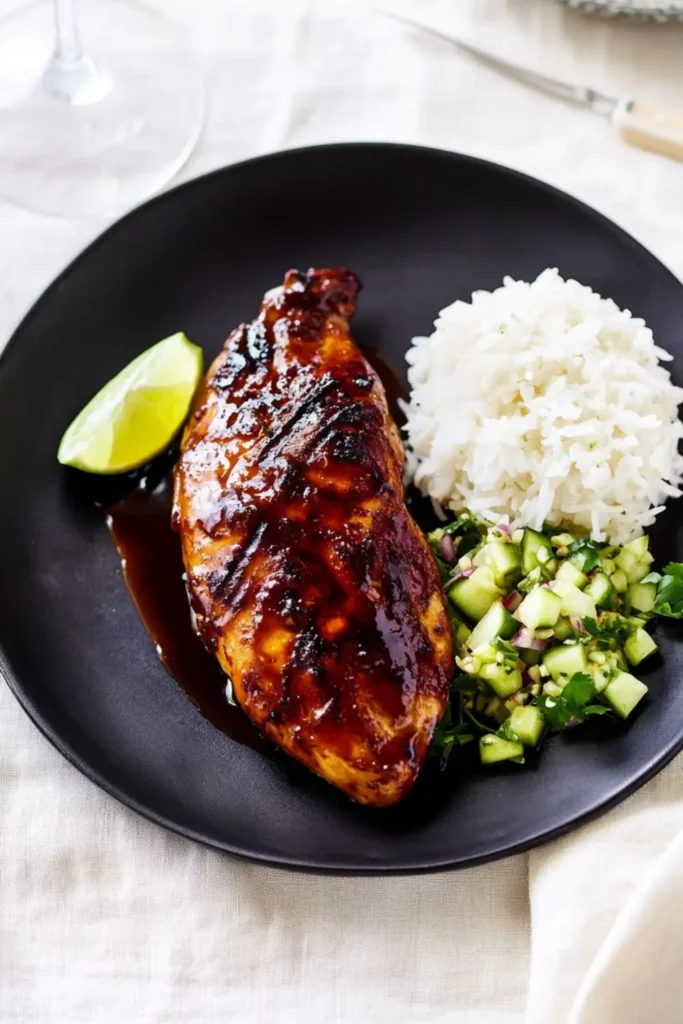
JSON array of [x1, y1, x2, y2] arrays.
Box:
[[2, 1, 683, 1021]]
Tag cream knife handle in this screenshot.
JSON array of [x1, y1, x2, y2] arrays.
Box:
[[613, 97, 683, 163]]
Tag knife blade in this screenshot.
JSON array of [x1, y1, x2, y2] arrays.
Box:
[[384, 8, 683, 162]]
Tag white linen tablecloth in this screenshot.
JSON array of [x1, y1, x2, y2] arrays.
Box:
[[2, 1, 683, 1021]]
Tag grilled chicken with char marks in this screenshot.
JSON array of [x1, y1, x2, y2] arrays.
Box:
[[173, 268, 452, 807]]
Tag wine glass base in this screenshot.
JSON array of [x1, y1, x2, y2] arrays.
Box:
[[0, 0, 204, 219]]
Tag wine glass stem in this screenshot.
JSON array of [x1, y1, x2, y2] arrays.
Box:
[[53, 0, 83, 62], [43, 0, 112, 105]]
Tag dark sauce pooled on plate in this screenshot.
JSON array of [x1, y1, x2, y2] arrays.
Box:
[[106, 478, 266, 750], [99, 345, 408, 749]]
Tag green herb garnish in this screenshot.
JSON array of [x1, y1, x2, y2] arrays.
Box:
[[536, 672, 610, 731], [566, 538, 604, 574], [654, 563, 683, 619], [581, 616, 633, 642], [431, 697, 476, 769]]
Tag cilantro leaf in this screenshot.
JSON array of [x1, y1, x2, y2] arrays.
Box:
[[431, 727, 475, 769], [582, 616, 633, 642], [431, 701, 475, 769], [431, 690, 479, 769], [451, 672, 478, 693], [536, 694, 573, 731], [566, 538, 603, 574], [441, 512, 481, 535], [431, 551, 451, 584], [654, 567, 683, 619], [498, 718, 521, 743], [562, 672, 597, 704], [535, 672, 609, 731]]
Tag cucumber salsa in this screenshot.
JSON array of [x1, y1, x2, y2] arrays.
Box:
[[428, 513, 683, 768]]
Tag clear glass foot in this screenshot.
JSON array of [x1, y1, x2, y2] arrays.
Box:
[[0, 0, 204, 219]]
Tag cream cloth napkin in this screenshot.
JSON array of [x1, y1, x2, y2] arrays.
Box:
[[2, 1, 683, 1021]]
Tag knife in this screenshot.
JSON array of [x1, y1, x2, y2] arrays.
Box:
[[385, 9, 683, 163]]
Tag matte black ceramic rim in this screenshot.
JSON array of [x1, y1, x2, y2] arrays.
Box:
[[2, 141, 683, 874]]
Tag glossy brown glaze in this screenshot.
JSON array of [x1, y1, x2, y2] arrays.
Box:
[[360, 345, 405, 428], [173, 268, 452, 806], [107, 479, 267, 750]]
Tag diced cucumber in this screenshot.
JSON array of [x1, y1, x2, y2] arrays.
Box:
[[521, 528, 554, 576], [629, 581, 657, 614], [484, 541, 521, 585], [467, 601, 517, 651], [480, 662, 523, 699], [616, 545, 654, 585], [603, 672, 648, 719], [519, 567, 544, 594], [555, 561, 588, 589], [552, 532, 576, 550], [553, 616, 573, 641], [617, 650, 628, 672], [542, 680, 563, 697], [491, 702, 511, 725], [447, 566, 500, 622], [550, 580, 597, 621], [585, 572, 615, 610], [542, 643, 587, 680], [479, 734, 524, 765], [485, 696, 502, 718], [587, 662, 609, 693], [517, 587, 562, 630], [453, 618, 472, 654], [622, 535, 650, 560], [508, 704, 545, 747], [624, 627, 658, 667], [610, 569, 628, 593], [615, 547, 639, 577], [627, 559, 654, 585], [474, 642, 501, 663], [520, 648, 542, 666], [472, 546, 488, 568]]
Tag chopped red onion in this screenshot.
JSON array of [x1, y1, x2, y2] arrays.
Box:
[[502, 591, 522, 612], [495, 522, 511, 535], [511, 628, 548, 651], [438, 533, 457, 565], [571, 617, 586, 633], [451, 567, 475, 582]]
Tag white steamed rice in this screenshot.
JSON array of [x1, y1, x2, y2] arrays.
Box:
[[403, 269, 683, 544]]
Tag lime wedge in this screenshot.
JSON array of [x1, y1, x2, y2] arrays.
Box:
[[58, 332, 203, 474]]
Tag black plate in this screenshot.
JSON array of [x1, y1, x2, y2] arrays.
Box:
[[2, 142, 683, 873]]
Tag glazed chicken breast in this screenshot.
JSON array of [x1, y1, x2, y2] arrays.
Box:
[[173, 268, 452, 806]]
